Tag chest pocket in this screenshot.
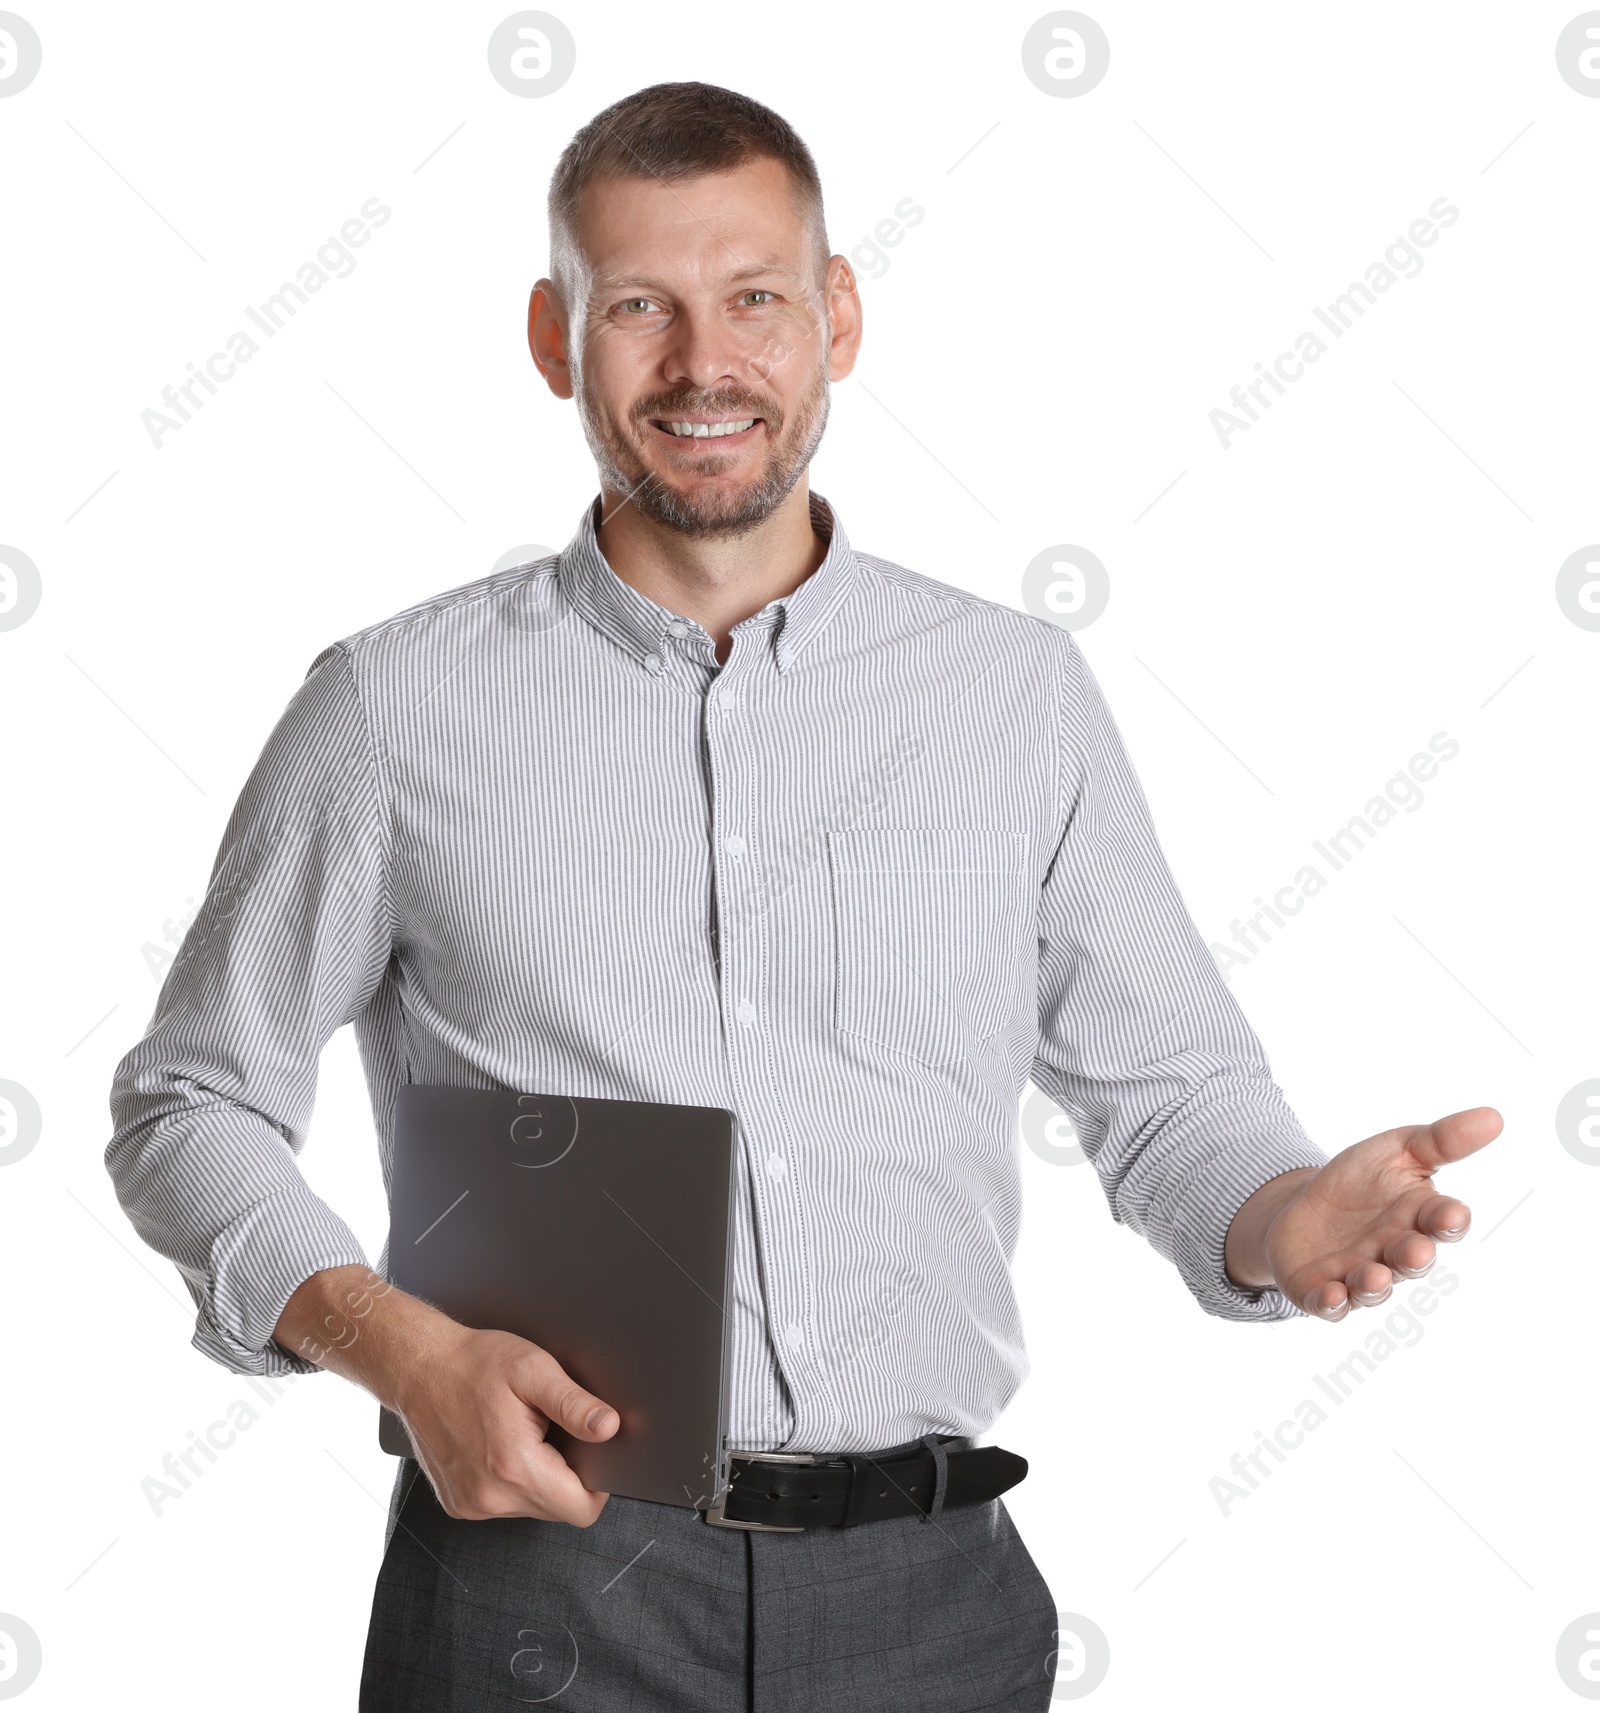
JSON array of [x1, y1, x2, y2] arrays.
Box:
[[825, 827, 1032, 1067]]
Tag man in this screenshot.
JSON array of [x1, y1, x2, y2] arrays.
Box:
[[107, 80, 1499, 1712]]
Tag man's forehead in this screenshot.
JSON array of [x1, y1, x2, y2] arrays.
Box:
[[575, 162, 813, 288]]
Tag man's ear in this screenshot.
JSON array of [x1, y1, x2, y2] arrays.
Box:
[[529, 280, 574, 400], [822, 255, 864, 385]]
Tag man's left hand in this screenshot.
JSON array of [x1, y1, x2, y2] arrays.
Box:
[[1223, 1106, 1502, 1320]]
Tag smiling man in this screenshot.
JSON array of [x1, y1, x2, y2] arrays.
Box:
[[107, 81, 1500, 1713]]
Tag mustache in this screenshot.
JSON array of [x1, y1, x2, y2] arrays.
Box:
[[634, 395, 775, 423]]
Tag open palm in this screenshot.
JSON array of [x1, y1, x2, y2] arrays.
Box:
[[1265, 1106, 1501, 1319]]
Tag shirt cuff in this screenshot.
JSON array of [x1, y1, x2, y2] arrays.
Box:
[[1167, 1138, 1331, 1322], [194, 1189, 371, 1376]]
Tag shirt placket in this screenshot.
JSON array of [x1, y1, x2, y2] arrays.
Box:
[[697, 611, 832, 1452]]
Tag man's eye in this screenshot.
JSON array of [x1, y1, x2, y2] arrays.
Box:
[[740, 290, 774, 306], [621, 298, 659, 314]]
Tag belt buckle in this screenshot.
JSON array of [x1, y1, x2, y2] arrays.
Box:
[[704, 1451, 814, 1531]]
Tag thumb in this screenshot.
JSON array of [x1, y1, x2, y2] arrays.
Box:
[[1401, 1105, 1503, 1173], [514, 1348, 620, 1441]]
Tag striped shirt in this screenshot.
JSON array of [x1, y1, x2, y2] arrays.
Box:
[[107, 489, 1330, 1453]]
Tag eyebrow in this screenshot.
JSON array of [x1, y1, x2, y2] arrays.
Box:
[[591, 257, 798, 292]]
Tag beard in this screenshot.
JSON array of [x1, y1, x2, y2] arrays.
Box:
[[574, 352, 831, 541]]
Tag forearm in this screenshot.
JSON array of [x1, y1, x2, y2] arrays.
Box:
[[272, 1264, 466, 1409], [1224, 1166, 1320, 1289]]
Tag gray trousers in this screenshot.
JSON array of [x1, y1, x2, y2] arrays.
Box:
[[360, 1457, 1059, 1710]]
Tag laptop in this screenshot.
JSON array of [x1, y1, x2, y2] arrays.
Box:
[[376, 1083, 737, 1510]]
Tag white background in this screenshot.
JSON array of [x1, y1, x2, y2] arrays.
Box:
[[2, 2, 1596, 1707]]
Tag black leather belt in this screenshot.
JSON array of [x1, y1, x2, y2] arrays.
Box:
[[704, 1435, 1027, 1531]]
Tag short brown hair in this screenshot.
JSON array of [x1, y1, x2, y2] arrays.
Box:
[[547, 81, 829, 316]]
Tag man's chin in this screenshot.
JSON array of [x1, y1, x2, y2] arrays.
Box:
[[627, 463, 789, 535]]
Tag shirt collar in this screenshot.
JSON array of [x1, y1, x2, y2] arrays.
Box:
[[555, 488, 858, 677]]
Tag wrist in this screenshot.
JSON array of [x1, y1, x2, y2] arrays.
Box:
[[1224, 1165, 1319, 1291], [274, 1264, 463, 1408], [378, 1303, 475, 1418]]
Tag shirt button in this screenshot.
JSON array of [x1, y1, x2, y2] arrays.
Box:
[[643, 653, 664, 674], [766, 1153, 787, 1180], [718, 691, 740, 712], [667, 620, 689, 638], [725, 834, 746, 858], [736, 999, 757, 1026], [784, 1321, 804, 1351]]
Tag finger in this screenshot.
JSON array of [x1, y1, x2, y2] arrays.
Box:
[[1382, 1230, 1435, 1279], [513, 1349, 621, 1441], [571, 1490, 611, 1528], [474, 1435, 611, 1527], [533, 1473, 610, 1528], [520, 1449, 610, 1527], [1303, 1278, 1351, 1321], [494, 1478, 608, 1529], [1416, 1192, 1470, 1241], [1400, 1106, 1502, 1174], [1344, 1260, 1393, 1308]]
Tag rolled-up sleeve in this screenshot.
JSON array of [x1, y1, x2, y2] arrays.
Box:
[[107, 640, 390, 1375], [1031, 635, 1330, 1321]]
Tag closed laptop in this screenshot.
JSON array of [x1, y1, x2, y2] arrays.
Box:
[[377, 1084, 736, 1509]]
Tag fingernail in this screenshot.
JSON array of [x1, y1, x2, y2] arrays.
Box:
[[585, 1406, 614, 1433]]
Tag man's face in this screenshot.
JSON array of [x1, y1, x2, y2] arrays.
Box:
[[540, 156, 857, 539]]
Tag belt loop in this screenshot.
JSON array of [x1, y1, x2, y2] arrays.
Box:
[[841, 1454, 875, 1529], [918, 1434, 949, 1522]]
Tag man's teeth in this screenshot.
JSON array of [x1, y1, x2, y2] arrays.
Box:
[[662, 419, 756, 438]]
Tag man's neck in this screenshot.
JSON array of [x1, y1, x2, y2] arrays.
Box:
[[593, 484, 828, 662]]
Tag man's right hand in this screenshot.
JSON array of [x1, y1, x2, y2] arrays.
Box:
[[391, 1323, 621, 1525], [273, 1263, 619, 1527]]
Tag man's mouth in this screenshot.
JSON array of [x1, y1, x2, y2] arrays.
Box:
[[648, 415, 762, 444]]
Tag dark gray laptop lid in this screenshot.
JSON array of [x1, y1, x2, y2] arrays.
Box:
[[377, 1085, 736, 1510]]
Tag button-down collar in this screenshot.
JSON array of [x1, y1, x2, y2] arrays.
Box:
[[556, 488, 858, 676]]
